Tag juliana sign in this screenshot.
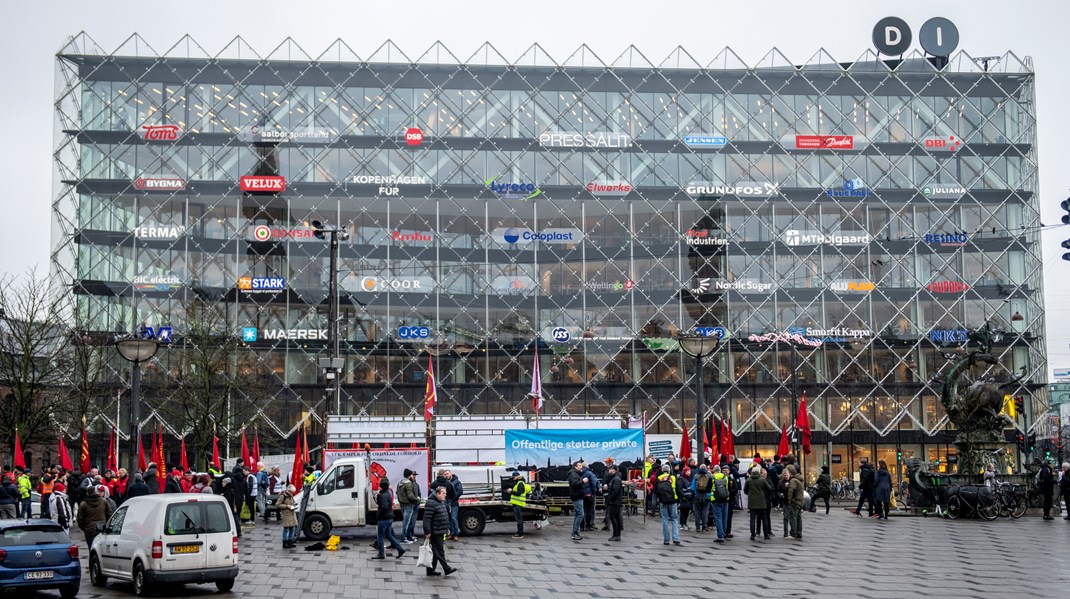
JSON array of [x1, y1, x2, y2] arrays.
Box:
[[922, 185, 966, 199], [538, 132, 632, 148]]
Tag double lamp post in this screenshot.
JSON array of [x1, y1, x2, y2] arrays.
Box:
[[678, 333, 722, 460]]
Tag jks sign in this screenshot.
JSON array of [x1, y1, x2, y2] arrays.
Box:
[[795, 135, 855, 150], [140, 124, 181, 141], [240, 176, 286, 192]]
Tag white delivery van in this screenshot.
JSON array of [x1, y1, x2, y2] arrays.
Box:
[[88, 495, 239, 596]]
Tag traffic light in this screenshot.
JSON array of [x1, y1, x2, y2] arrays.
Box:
[[896, 448, 903, 462], [1063, 239, 1070, 262], [1062, 199, 1070, 261], [1027, 432, 1037, 453], [1014, 396, 1024, 413], [312, 220, 326, 240], [1015, 433, 1026, 452]]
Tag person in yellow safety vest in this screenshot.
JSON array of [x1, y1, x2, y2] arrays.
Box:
[[38, 471, 55, 519], [508, 472, 530, 539], [15, 466, 32, 519], [655, 465, 682, 545], [303, 465, 316, 486]]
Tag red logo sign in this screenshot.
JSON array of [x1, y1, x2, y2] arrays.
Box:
[[927, 281, 970, 293], [795, 135, 854, 150], [240, 176, 286, 192], [405, 128, 424, 146], [134, 177, 185, 191], [924, 135, 961, 151], [140, 124, 181, 141]]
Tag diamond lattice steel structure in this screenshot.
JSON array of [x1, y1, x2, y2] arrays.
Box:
[[50, 33, 1047, 473]]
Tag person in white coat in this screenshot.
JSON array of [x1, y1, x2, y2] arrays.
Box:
[[49, 489, 74, 535]]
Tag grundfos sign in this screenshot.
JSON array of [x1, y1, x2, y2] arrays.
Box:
[[686, 182, 779, 197]]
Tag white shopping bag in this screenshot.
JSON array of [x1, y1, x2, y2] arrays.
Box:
[[416, 540, 434, 568]]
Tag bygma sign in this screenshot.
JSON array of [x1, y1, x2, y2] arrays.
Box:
[[873, 17, 959, 56]]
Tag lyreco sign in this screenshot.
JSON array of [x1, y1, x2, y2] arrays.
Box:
[[492, 227, 583, 245], [485, 178, 541, 200], [504, 429, 644, 467], [686, 182, 779, 197], [538, 131, 632, 148]]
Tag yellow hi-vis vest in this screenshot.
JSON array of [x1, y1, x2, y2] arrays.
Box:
[[657, 473, 678, 501], [510, 480, 529, 508]]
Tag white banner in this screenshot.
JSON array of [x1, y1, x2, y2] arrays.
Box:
[[323, 448, 430, 499]]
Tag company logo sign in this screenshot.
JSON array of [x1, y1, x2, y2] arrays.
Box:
[[252, 226, 315, 241], [140, 124, 180, 141], [587, 280, 635, 292], [485, 178, 541, 200], [134, 177, 185, 191], [586, 181, 632, 196], [133, 226, 183, 239], [924, 135, 961, 151], [404, 127, 424, 146], [783, 230, 871, 246], [359, 276, 431, 292], [538, 131, 632, 148], [494, 227, 583, 245], [693, 326, 728, 339], [140, 326, 173, 343], [490, 275, 536, 295], [713, 280, 774, 292], [243, 328, 327, 341], [685, 230, 727, 247], [391, 231, 433, 242], [929, 328, 968, 344], [825, 179, 869, 199], [397, 326, 431, 340], [747, 331, 824, 348], [240, 176, 286, 192], [787, 326, 874, 343], [551, 327, 572, 343], [242, 327, 258, 342], [795, 135, 854, 150], [684, 135, 728, 148], [237, 277, 286, 293], [348, 175, 429, 185], [924, 233, 968, 247], [927, 281, 970, 293], [922, 185, 966, 199], [240, 125, 336, 143], [829, 280, 876, 292], [133, 275, 181, 291], [686, 182, 779, 197]]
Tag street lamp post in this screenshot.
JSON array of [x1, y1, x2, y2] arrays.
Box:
[[312, 220, 350, 414], [679, 333, 721, 462], [115, 337, 160, 475]]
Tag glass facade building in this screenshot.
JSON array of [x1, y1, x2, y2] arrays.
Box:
[[51, 35, 1046, 479]]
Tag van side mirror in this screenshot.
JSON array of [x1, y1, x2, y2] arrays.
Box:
[[95, 522, 106, 533]]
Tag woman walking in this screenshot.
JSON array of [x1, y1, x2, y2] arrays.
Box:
[[874, 460, 893, 520], [810, 465, 832, 514]]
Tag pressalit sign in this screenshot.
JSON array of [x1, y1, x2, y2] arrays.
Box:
[[538, 131, 632, 148]]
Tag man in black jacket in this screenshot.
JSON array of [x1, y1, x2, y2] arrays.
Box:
[[605, 464, 623, 541], [854, 458, 876, 517], [1038, 459, 1056, 520], [372, 480, 405, 559], [164, 469, 184, 494], [423, 486, 456, 576], [567, 461, 588, 541]]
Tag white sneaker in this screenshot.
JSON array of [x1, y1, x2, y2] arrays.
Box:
[[401, 539, 414, 544]]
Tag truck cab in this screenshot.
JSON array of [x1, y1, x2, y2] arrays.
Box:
[[299, 457, 373, 538]]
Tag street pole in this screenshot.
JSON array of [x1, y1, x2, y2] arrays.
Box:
[[329, 230, 341, 414], [696, 354, 704, 464], [129, 362, 140, 476]]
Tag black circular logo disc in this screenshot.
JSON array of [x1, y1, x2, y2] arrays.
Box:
[[873, 17, 912, 55]]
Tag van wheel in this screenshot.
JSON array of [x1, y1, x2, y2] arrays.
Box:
[[133, 562, 151, 597], [459, 508, 485, 536], [302, 514, 331, 541], [216, 578, 235, 592], [89, 553, 107, 587]]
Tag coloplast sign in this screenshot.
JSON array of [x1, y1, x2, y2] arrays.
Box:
[[240, 176, 286, 192], [492, 227, 583, 245]]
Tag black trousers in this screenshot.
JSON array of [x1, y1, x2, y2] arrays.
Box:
[[244, 495, 256, 520], [1042, 491, 1053, 517], [429, 533, 449, 573], [811, 490, 830, 513], [583, 496, 595, 528], [856, 489, 875, 515], [749, 509, 764, 537], [512, 506, 524, 534], [607, 503, 623, 537], [725, 501, 733, 534]]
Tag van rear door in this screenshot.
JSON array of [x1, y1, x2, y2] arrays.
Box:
[[200, 499, 237, 570], [160, 499, 209, 572]]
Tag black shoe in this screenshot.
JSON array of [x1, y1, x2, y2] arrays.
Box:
[[764, 535, 771, 540], [750, 535, 755, 540], [601, 525, 609, 531], [725, 534, 733, 539], [426, 569, 441, 576], [371, 555, 385, 560], [672, 541, 681, 545], [714, 538, 724, 543], [443, 567, 458, 577], [396, 549, 406, 559], [1043, 516, 1055, 520], [571, 534, 582, 541], [608, 536, 620, 541]]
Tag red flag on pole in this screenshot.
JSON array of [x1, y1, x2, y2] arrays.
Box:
[[211, 436, 221, 471], [179, 437, 189, 472], [241, 430, 251, 469], [424, 355, 437, 421], [106, 428, 117, 472], [679, 424, 692, 460], [156, 425, 166, 493], [58, 436, 74, 471], [150, 428, 158, 470], [252, 433, 260, 474], [290, 431, 305, 494], [711, 418, 720, 458], [13, 427, 26, 470], [702, 429, 711, 456], [796, 393, 813, 455], [137, 435, 147, 472], [721, 418, 735, 457], [79, 428, 91, 473], [530, 344, 543, 415], [777, 424, 791, 458], [302, 427, 311, 466]]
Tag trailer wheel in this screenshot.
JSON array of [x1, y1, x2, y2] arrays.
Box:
[[459, 508, 486, 536], [302, 513, 332, 540]]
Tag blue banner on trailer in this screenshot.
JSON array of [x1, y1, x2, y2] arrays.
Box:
[[504, 428, 644, 467]]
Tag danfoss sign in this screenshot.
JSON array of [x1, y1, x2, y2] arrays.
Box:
[[240, 176, 286, 192], [795, 135, 855, 150]]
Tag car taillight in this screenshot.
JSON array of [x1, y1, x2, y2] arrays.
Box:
[[67, 545, 79, 559], [0, 548, 6, 563], [151, 540, 163, 559], [232, 536, 238, 554]]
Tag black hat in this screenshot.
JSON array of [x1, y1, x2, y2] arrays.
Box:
[[511, 471, 523, 478], [403, 468, 414, 478]]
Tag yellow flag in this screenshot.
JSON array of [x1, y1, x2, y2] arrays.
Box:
[[1001, 395, 1017, 419]]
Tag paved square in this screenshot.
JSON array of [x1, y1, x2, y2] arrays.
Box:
[[66, 506, 1070, 598]]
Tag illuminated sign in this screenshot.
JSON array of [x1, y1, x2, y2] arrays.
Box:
[[359, 276, 434, 293], [829, 280, 876, 292], [134, 177, 185, 191], [713, 280, 774, 292], [924, 135, 961, 151], [485, 178, 541, 200], [133, 226, 183, 239], [586, 181, 633, 196], [239, 125, 337, 143], [783, 230, 870, 246], [747, 332, 823, 347], [929, 328, 968, 344], [924, 233, 968, 247], [587, 280, 635, 292], [795, 135, 854, 150], [787, 326, 873, 343], [921, 185, 966, 199], [133, 274, 181, 291], [239, 176, 286, 192], [492, 227, 583, 245], [139, 124, 180, 141], [825, 179, 869, 199], [683, 135, 728, 148], [538, 132, 632, 148], [686, 182, 779, 197], [391, 231, 433, 242], [237, 277, 286, 293], [252, 226, 314, 241], [927, 281, 970, 293], [685, 230, 728, 247]]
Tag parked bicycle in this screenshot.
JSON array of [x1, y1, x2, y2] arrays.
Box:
[[992, 480, 1027, 519], [946, 485, 998, 520]]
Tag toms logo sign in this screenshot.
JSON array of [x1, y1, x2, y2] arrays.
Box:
[[140, 124, 181, 141], [240, 176, 286, 192]]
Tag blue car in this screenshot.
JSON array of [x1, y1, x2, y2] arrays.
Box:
[[0, 519, 81, 597]]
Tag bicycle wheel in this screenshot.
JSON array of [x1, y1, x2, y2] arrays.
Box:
[[977, 494, 999, 521], [995, 492, 1011, 518], [946, 495, 962, 520], [1010, 494, 1027, 519]]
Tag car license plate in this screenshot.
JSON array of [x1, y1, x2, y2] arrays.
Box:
[[171, 545, 200, 554], [25, 570, 54, 580]]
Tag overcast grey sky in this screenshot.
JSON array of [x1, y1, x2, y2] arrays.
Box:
[[2, 0, 1068, 376]]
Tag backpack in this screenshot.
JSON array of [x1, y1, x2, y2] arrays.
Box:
[[713, 475, 730, 501], [655, 477, 676, 503], [695, 474, 712, 494]]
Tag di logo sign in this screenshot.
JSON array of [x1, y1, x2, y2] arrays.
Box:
[[873, 16, 959, 56]]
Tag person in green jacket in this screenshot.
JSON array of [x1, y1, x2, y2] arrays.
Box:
[[786, 465, 805, 540], [744, 467, 772, 540]]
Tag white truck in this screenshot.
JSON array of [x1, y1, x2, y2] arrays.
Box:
[[296, 456, 548, 540]]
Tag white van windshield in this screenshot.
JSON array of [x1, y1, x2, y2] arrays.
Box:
[[165, 502, 232, 535]]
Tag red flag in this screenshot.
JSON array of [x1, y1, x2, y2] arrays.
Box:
[[721, 419, 735, 457], [796, 393, 812, 455], [211, 436, 221, 471], [179, 437, 189, 472], [711, 418, 720, 458], [150, 428, 159, 467], [13, 427, 25, 469], [252, 433, 260, 474], [777, 424, 791, 458], [79, 428, 91, 473], [302, 427, 311, 465], [156, 425, 166, 493], [138, 434, 147, 472], [679, 424, 692, 459], [58, 436, 73, 471], [290, 431, 305, 495], [106, 428, 117, 472], [241, 430, 251, 469], [424, 356, 437, 421], [702, 429, 711, 456]]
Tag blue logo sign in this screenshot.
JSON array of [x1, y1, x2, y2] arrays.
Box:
[[505, 429, 644, 466], [397, 326, 431, 339], [484, 178, 541, 200], [929, 328, 968, 344], [242, 327, 258, 342], [503, 228, 521, 244], [551, 327, 571, 343], [825, 179, 870, 199], [684, 135, 728, 148], [140, 326, 173, 343], [693, 326, 727, 339], [923, 233, 968, 247]]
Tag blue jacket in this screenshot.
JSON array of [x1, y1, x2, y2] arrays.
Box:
[[450, 475, 463, 500], [690, 471, 713, 501], [0, 479, 18, 505], [582, 468, 599, 496]]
